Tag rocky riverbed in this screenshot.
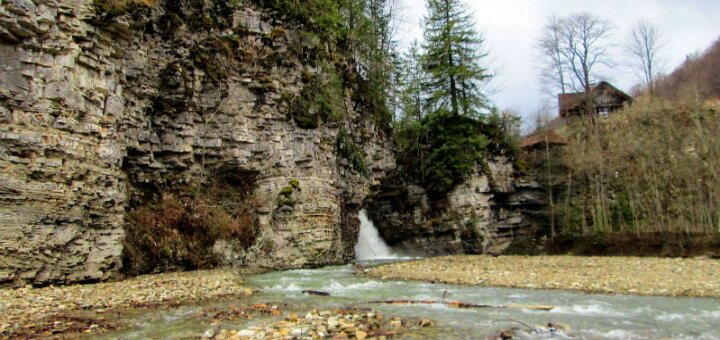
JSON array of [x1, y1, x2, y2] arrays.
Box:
[[206, 309, 435, 340], [362, 255, 720, 298], [3, 259, 720, 339], [0, 269, 258, 338]]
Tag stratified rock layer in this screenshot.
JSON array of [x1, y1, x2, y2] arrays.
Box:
[[0, 0, 394, 285]]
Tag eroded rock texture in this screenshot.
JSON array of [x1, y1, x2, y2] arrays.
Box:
[[366, 157, 542, 256], [0, 0, 394, 285]]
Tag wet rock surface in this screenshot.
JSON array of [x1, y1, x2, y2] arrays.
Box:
[[364, 255, 720, 298]]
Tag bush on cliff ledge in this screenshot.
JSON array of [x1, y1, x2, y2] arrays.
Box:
[[123, 181, 258, 275]]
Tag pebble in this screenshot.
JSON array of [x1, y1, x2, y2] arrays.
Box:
[[238, 329, 255, 337], [327, 316, 340, 328]]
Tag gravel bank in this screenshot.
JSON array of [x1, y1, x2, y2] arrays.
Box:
[[0, 269, 254, 338], [206, 309, 436, 339], [363, 255, 720, 298]]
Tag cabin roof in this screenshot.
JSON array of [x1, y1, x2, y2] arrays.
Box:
[[520, 131, 569, 149], [558, 81, 633, 115]]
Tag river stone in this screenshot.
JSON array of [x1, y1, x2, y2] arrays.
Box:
[[237, 329, 255, 338], [327, 317, 340, 329]]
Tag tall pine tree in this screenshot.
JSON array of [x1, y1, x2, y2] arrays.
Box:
[[422, 0, 491, 118], [399, 40, 425, 122]]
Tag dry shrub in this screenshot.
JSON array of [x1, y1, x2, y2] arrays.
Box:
[[123, 177, 258, 275], [558, 96, 720, 236]]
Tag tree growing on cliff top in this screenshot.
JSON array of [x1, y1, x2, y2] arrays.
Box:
[[422, 0, 492, 118]]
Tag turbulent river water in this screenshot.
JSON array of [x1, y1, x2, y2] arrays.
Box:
[[102, 263, 720, 339]]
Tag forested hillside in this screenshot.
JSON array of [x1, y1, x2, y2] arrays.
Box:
[[656, 37, 720, 100]]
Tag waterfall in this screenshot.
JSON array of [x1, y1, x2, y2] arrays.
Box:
[[354, 210, 397, 261]]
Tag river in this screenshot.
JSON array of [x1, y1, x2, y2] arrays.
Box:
[[99, 213, 719, 339], [100, 263, 720, 339]]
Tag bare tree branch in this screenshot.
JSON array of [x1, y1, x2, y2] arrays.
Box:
[[536, 15, 568, 95], [625, 20, 665, 94], [535, 12, 613, 99], [561, 12, 614, 93]]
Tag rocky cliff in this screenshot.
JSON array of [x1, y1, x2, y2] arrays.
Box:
[[366, 156, 543, 256], [0, 0, 394, 285]]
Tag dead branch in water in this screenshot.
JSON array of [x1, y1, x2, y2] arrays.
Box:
[[366, 299, 555, 311], [302, 290, 331, 296]]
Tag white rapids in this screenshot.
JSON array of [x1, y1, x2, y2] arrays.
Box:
[[354, 209, 398, 260]]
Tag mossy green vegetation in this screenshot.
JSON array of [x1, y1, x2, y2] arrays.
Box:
[[92, 0, 156, 16], [288, 65, 346, 128], [258, 0, 345, 38], [394, 109, 519, 197], [277, 179, 301, 208], [258, 0, 395, 128], [420, 111, 489, 194], [279, 186, 294, 196], [337, 130, 368, 175], [289, 178, 300, 189], [189, 36, 244, 81]]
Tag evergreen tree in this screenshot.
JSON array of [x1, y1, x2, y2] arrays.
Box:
[[399, 40, 425, 122], [422, 0, 491, 118], [394, 40, 427, 179]]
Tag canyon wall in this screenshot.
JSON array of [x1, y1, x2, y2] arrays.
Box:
[[0, 0, 394, 285]]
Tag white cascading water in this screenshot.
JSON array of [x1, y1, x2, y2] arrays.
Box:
[[354, 209, 396, 260]]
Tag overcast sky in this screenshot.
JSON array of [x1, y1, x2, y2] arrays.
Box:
[[396, 0, 720, 126]]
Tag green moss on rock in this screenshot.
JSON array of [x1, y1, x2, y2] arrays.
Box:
[[288, 65, 345, 129], [337, 130, 368, 175]]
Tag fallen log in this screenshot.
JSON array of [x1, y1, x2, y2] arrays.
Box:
[[367, 299, 555, 311], [302, 290, 331, 296]]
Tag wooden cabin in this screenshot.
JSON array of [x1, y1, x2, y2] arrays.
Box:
[[558, 81, 632, 118]]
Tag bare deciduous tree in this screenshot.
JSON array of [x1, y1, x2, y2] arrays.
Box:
[[536, 16, 568, 95], [625, 20, 664, 94], [560, 13, 614, 95], [536, 12, 614, 101]]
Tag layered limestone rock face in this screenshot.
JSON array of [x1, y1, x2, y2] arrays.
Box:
[[365, 157, 542, 256], [0, 0, 128, 284], [0, 0, 394, 285]]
